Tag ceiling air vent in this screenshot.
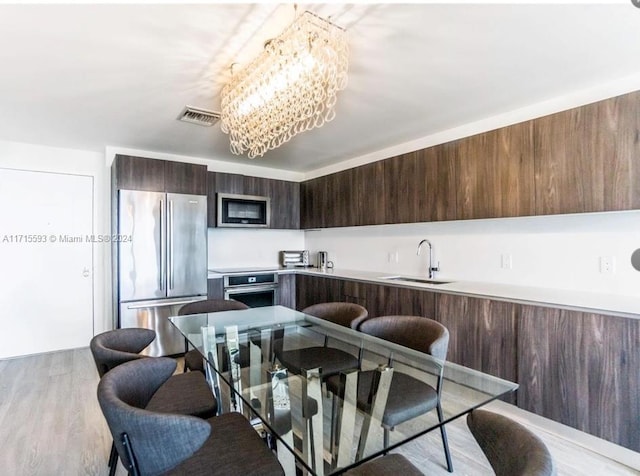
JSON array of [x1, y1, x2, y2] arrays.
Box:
[[177, 105, 221, 127]]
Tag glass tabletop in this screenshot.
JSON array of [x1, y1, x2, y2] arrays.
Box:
[[170, 305, 518, 475]]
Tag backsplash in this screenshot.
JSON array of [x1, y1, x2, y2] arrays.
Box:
[[304, 210, 640, 297], [207, 228, 305, 269]]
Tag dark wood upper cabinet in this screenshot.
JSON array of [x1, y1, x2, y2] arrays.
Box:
[[269, 179, 300, 229], [215, 172, 245, 195], [415, 144, 457, 222], [113, 155, 166, 192], [518, 305, 640, 452], [164, 161, 207, 195], [534, 91, 640, 215], [243, 175, 269, 197], [384, 152, 418, 224], [301, 176, 328, 229], [455, 121, 535, 219], [207, 171, 300, 229], [355, 160, 386, 226], [113, 155, 206, 195]]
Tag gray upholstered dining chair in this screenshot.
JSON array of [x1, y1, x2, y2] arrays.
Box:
[[178, 298, 249, 374], [90, 328, 218, 476], [274, 302, 369, 378], [467, 409, 556, 476], [325, 315, 453, 473], [98, 357, 284, 476], [344, 454, 423, 475]]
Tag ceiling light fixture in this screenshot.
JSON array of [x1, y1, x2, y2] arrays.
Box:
[[220, 10, 348, 159]]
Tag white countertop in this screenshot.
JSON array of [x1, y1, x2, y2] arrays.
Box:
[[209, 267, 640, 319]]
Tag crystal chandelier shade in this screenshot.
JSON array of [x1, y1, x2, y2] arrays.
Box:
[[220, 11, 348, 159]]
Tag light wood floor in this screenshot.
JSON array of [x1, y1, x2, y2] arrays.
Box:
[[0, 348, 637, 475]]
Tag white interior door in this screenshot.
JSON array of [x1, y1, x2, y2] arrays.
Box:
[[0, 168, 93, 359]]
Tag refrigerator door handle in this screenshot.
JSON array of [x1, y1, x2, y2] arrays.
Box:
[[159, 199, 165, 291], [168, 199, 174, 290]]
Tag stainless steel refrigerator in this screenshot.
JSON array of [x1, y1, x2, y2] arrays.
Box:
[[117, 190, 207, 356]]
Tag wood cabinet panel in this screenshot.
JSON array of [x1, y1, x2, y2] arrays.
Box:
[[269, 179, 300, 229], [518, 306, 640, 451], [164, 161, 207, 195], [415, 144, 457, 222], [277, 274, 296, 309], [326, 169, 357, 228], [114, 155, 207, 195], [396, 286, 437, 318], [342, 281, 398, 317], [215, 172, 245, 194], [435, 294, 518, 403], [384, 152, 418, 224], [355, 161, 386, 226], [455, 122, 535, 219], [206, 172, 217, 227], [340, 281, 437, 320], [243, 175, 269, 197], [300, 177, 325, 229], [113, 155, 166, 191], [295, 275, 343, 310], [207, 279, 224, 299], [534, 92, 640, 215]]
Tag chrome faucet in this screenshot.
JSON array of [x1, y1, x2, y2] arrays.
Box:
[[417, 239, 440, 279]]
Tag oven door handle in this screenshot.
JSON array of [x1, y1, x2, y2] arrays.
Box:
[[225, 285, 278, 294]]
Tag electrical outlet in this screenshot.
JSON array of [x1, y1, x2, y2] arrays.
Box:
[[387, 250, 399, 264], [599, 256, 615, 274], [501, 253, 513, 270]]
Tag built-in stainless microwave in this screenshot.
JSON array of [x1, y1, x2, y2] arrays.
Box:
[[217, 193, 270, 227]]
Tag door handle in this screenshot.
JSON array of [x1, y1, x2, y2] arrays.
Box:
[[159, 199, 165, 291], [168, 200, 174, 290]]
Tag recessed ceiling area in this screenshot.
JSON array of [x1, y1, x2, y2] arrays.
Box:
[[0, 3, 639, 173]]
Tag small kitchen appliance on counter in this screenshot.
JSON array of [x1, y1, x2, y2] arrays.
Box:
[[317, 251, 334, 270], [280, 250, 310, 267]]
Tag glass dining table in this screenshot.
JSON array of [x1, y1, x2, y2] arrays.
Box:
[[169, 305, 518, 475]]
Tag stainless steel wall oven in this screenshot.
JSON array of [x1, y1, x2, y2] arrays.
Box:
[[223, 273, 278, 308]]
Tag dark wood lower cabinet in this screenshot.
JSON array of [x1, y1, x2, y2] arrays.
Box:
[[342, 281, 437, 319], [295, 275, 640, 450], [207, 278, 224, 300], [435, 294, 518, 404], [277, 274, 296, 309], [518, 305, 640, 452], [295, 274, 344, 310], [296, 275, 436, 319]]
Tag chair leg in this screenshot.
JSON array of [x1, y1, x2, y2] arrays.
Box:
[[383, 428, 389, 454], [436, 403, 453, 473], [107, 440, 118, 467], [183, 337, 189, 372], [108, 441, 118, 476]]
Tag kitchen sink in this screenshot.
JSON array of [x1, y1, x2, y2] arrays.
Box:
[[380, 276, 452, 285]]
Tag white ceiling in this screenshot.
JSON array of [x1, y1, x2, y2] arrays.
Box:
[[1, 3, 639, 173]]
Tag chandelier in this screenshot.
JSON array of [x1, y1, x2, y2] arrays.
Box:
[[220, 11, 349, 159]]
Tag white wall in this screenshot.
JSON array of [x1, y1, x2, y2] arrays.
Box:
[[304, 211, 640, 297], [0, 139, 111, 336], [208, 228, 305, 269]]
